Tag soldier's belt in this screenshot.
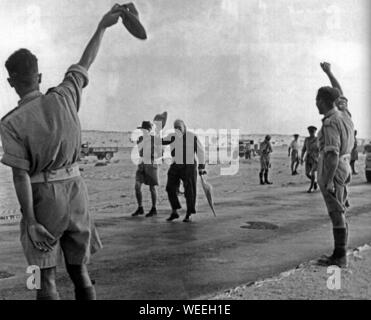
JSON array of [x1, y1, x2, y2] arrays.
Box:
[[30, 164, 80, 184]]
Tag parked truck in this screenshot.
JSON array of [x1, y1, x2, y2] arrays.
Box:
[[80, 143, 118, 161]]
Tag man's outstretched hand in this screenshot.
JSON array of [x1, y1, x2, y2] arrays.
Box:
[[99, 4, 125, 29], [320, 62, 331, 74]]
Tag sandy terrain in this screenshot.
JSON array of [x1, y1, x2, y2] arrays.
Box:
[[209, 244, 371, 300], [0, 145, 370, 300]]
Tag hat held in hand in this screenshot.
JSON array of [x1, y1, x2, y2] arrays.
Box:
[[153, 111, 168, 130], [120, 3, 147, 40]]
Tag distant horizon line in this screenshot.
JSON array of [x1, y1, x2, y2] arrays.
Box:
[[81, 129, 307, 136], [81, 129, 370, 141]]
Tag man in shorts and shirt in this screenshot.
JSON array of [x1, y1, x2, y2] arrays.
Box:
[[288, 134, 300, 175], [132, 121, 160, 217], [0, 5, 130, 300], [259, 135, 273, 185], [301, 126, 319, 193], [316, 62, 354, 268]]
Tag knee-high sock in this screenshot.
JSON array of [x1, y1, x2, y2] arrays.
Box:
[[75, 286, 96, 300], [309, 175, 315, 189], [264, 170, 270, 183], [333, 228, 347, 258], [36, 292, 60, 300], [259, 171, 264, 184]]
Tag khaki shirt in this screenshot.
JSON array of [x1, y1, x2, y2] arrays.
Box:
[[290, 140, 300, 151], [318, 107, 354, 156], [0, 64, 88, 176], [260, 140, 272, 156], [302, 136, 319, 160]]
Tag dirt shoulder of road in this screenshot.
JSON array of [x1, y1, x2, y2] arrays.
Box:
[[207, 244, 371, 300]]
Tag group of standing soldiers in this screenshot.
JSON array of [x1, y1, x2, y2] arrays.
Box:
[[256, 129, 320, 192], [258, 71, 358, 197]]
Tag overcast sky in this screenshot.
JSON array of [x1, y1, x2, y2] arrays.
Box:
[[0, 0, 370, 138]]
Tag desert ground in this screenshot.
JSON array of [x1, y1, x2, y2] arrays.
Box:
[[0, 145, 370, 300]]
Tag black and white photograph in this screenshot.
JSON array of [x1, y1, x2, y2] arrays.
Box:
[[0, 0, 370, 309]]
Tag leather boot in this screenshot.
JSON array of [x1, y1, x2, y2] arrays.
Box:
[[259, 172, 265, 185], [264, 171, 272, 185], [317, 228, 347, 268]]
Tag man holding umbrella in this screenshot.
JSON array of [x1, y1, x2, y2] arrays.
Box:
[[163, 119, 207, 222]]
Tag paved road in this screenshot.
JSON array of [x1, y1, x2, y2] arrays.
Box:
[[1, 177, 370, 300]]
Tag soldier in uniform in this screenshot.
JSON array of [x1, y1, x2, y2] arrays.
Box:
[[259, 135, 273, 185], [0, 5, 130, 299], [301, 126, 319, 193], [288, 134, 300, 175], [316, 62, 354, 268], [163, 119, 207, 222], [350, 130, 358, 175]]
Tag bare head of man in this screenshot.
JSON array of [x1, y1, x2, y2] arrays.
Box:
[[5, 48, 41, 97], [174, 119, 186, 135], [316, 86, 340, 115]]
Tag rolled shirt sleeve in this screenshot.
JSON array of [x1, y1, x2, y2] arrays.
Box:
[[323, 120, 341, 155], [56, 64, 89, 112], [0, 122, 30, 171]]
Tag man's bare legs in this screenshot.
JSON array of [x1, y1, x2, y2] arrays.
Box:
[[36, 267, 59, 300], [146, 185, 158, 217], [66, 264, 96, 300], [132, 181, 144, 216]]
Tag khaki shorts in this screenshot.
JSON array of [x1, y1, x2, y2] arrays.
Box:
[[318, 153, 351, 214], [21, 176, 102, 269], [305, 156, 318, 176], [291, 149, 299, 162], [260, 155, 271, 170], [135, 163, 159, 186]]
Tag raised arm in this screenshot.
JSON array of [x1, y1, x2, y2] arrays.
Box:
[[78, 5, 125, 70], [320, 62, 343, 95]]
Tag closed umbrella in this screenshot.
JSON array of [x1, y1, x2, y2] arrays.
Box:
[[200, 175, 216, 217]]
